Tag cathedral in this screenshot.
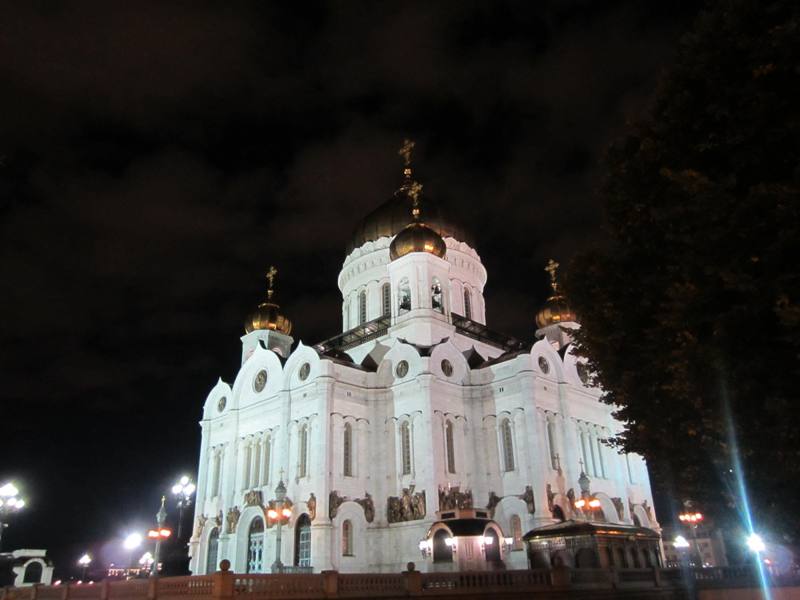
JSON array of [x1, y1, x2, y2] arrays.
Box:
[[188, 143, 660, 575]]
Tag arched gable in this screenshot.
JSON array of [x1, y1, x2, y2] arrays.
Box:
[[376, 339, 424, 387], [232, 344, 284, 409], [203, 378, 233, 419], [283, 342, 321, 388], [429, 340, 470, 384], [531, 338, 566, 382]]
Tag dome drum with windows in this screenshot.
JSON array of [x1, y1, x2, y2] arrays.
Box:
[[244, 266, 293, 335]]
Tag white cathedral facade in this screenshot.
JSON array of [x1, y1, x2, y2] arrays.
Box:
[[188, 152, 659, 575]]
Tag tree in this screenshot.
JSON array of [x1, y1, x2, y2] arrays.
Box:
[[565, 0, 800, 542]]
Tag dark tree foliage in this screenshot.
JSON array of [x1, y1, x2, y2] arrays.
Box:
[[565, 0, 800, 541]]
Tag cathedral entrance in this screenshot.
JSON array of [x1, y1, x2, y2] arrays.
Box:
[[484, 528, 501, 563], [432, 529, 453, 563], [294, 514, 311, 567], [247, 518, 265, 573]]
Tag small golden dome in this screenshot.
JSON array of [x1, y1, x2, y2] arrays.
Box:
[[535, 259, 577, 328], [244, 266, 293, 335], [389, 221, 447, 261]]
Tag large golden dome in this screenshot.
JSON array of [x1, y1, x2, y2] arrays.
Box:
[[389, 221, 447, 260], [535, 259, 577, 328], [244, 267, 293, 335]]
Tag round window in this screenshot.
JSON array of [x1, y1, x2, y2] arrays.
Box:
[[441, 359, 453, 377], [217, 396, 227, 412], [396, 360, 409, 378], [253, 369, 268, 392], [299, 362, 311, 381], [538, 356, 550, 374]]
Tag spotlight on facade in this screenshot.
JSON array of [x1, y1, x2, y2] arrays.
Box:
[[746, 533, 766, 553]]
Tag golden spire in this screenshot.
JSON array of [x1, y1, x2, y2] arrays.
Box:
[[545, 259, 560, 295], [265, 265, 278, 300]]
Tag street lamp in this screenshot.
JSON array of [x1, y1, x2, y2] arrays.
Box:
[[0, 482, 26, 551], [266, 479, 292, 573], [139, 552, 154, 574], [78, 554, 92, 581], [148, 497, 170, 576], [171, 476, 196, 540]]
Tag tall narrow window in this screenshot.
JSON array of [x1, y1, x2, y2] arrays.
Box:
[[206, 528, 219, 573], [343, 423, 353, 477], [247, 518, 265, 573], [509, 515, 523, 550], [298, 424, 308, 478], [243, 442, 252, 489], [358, 290, 367, 325], [211, 451, 222, 497], [253, 439, 261, 486], [547, 417, 559, 470], [295, 515, 312, 567], [588, 432, 599, 477], [626, 453, 636, 484], [580, 431, 590, 474], [431, 278, 443, 313], [501, 418, 515, 471], [398, 278, 411, 314], [445, 420, 456, 474], [344, 300, 350, 330], [341, 520, 353, 556], [262, 435, 271, 484], [400, 421, 412, 475], [596, 435, 606, 478], [463, 288, 472, 319], [381, 282, 391, 317]]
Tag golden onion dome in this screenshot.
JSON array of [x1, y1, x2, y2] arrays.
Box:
[[244, 266, 293, 335], [389, 221, 448, 260], [535, 259, 577, 329]]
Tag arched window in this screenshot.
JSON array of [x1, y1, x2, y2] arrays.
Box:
[[596, 435, 606, 478], [547, 417, 559, 470], [400, 421, 412, 475], [298, 424, 308, 478], [295, 514, 312, 567], [262, 435, 271, 484], [509, 515, 523, 550], [588, 432, 599, 477], [343, 423, 353, 477], [253, 439, 261, 487], [381, 282, 391, 317], [211, 450, 222, 497], [358, 290, 367, 325], [501, 418, 515, 471], [206, 527, 219, 573], [344, 299, 350, 330], [463, 288, 472, 319], [398, 278, 411, 314], [247, 518, 265, 573], [431, 278, 443, 313], [242, 441, 252, 489], [580, 430, 590, 474], [23, 562, 42, 584], [626, 453, 636, 484], [341, 520, 354, 556], [445, 420, 456, 474]]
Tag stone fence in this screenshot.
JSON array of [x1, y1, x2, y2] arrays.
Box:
[[2, 562, 798, 600]]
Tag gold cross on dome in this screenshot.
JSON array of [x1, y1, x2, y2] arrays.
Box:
[[545, 259, 560, 292], [266, 266, 278, 290], [398, 139, 415, 167]]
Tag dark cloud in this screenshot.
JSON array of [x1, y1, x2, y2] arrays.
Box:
[[0, 0, 699, 574]]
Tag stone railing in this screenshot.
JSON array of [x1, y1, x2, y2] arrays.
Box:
[[2, 562, 797, 600]]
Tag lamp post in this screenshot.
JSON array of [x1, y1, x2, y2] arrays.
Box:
[[123, 533, 143, 575], [267, 479, 292, 573], [0, 482, 26, 551], [171, 476, 196, 541], [678, 504, 704, 566], [139, 552, 154, 575], [149, 497, 171, 576], [78, 553, 92, 581]]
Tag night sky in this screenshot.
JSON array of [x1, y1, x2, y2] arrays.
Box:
[[1, 1, 699, 578]]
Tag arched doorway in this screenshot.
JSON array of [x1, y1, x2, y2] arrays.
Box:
[[484, 528, 501, 563], [432, 529, 453, 563], [294, 514, 311, 567], [206, 527, 219, 573], [552, 506, 566, 522], [23, 562, 42, 584], [247, 518, 265, 573]]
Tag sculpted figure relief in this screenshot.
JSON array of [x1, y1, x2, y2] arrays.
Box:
[[244, 490, 263, 507], [356, 492, 375, 523], [519, 485, 535, 514], [388, 486, 426, 523], [194, 515, 207, 539], [329, 491, 344, 520], [546, 484, 555, 514], [225, 506, 241, 534], [307, 493, 317, 521], [486, 491, 501, 516], [438, 486, 473, 511], [611, 497, 625, 522]]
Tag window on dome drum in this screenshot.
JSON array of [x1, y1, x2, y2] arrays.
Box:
[[298, 425, 309, 478], [247, 518, 265, 573], [547, 418, 559, 470], [431, 278, 443, 313], [398, 278, 411, 314], [400, 421, 412, 475], [510, 515, 523, 550], [464, 288, 472, 320], [381, 282, 391, 316], [206, 528, 219, 573], [343, 423, 353, 477], [342, 520, 354, 556], [501, 418, 515, 472], [445, 420, 456, 474], [358, 290, 367, 325]]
